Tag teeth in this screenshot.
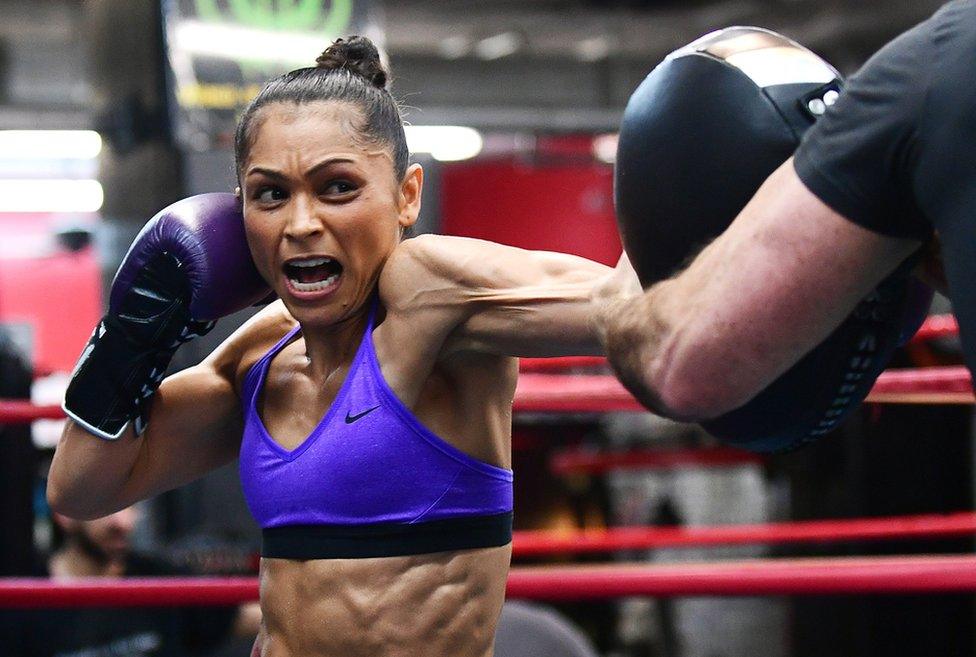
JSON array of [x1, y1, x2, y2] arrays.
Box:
[[290, 257, 331, 268], [289, 273, 340, 292]]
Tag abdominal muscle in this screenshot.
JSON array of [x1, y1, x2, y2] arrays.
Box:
[[254, 544, 512, 657]]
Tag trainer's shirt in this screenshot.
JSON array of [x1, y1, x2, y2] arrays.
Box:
[[239, 301, 514, 560], [793, 0, 976, 369]]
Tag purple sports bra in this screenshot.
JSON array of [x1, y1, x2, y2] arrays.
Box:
[[239, 302, 514, 559]]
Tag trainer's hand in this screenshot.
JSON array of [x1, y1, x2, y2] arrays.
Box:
[[63, 193, 270, 440], [592, 250, 643, 346]]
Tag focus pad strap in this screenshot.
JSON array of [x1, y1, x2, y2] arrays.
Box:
[[63, 252, 214, 440]]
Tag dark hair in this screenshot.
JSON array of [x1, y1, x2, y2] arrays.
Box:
[[234, 36, 408, 181]]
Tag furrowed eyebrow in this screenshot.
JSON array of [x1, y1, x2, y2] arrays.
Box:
[[246, 158, 355, 181], [245, 167, 286, 180], [305, 158, 355, 178]]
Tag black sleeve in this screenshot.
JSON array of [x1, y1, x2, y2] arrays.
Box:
[[909, 1, 976, 377], [793, 12, 935, 241]]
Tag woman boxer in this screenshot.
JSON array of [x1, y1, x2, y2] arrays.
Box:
[[48, 36, 631, 657]]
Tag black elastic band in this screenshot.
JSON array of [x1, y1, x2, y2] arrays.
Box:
[[262, 512, 514, 560]]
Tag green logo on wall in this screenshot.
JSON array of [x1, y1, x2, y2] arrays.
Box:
[[195, 0, 353, 33]]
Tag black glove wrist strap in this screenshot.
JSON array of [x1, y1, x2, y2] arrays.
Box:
[[63, 318, 178, 439]]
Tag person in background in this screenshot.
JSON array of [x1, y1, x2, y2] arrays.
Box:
[[0, 503, 262, 657]]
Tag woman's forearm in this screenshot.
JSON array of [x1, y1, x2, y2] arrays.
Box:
[[47, 419, 143, 519]]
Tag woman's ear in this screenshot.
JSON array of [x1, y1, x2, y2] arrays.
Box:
[[398, 163, 424, 229]]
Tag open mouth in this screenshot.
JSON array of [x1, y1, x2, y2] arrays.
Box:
[[283, 256, 343, 293]]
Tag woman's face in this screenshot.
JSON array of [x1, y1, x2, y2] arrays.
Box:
[[241, 101, 422, 329]]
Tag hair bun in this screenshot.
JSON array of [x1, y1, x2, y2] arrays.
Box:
[[316, 36, 388, 90]]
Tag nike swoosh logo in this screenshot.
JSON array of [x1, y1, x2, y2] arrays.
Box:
[[345, 405, 380, 424]]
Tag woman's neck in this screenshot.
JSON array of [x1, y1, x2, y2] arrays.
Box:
[[299, 307, 372, 382]]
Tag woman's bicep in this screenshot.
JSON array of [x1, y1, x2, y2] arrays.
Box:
[[381, 234, 614, 357], [444, 240, 613, 357]]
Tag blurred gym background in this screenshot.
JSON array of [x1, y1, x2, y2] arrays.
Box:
[[0, 2, 964, 656]]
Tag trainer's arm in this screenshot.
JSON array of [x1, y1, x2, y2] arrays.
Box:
[[380, 233, 624, 358], [598, 159, 921, 421]]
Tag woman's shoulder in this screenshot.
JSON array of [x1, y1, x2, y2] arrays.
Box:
[[379, 234, 448, 301], [378, 235, 451, 315], [379, 234, 490, 313]]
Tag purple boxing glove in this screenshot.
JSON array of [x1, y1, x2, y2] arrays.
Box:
[[110, 193, 269, 321], [64, 193, 271, 440]]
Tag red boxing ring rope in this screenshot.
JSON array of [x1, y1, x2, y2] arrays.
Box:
[[514, 373, 644, 412], [513, 511, 976, 556], [514, 367, 976, 412], [517, 314, 959, 374], [519, 356, 608, 372], [506, 555, 976, 599], [867, 365, 974, 404], [1, 367, 972, 426], [0, 400, 65, 424], [5, 555, 976, 607], [0, 578, 257, 609], [550, 446, 763, 474], [909, 313, 959, 343]]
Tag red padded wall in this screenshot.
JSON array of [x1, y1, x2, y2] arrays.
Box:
[[0, 214, 102, 374], [440, 160, 620, 266]]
